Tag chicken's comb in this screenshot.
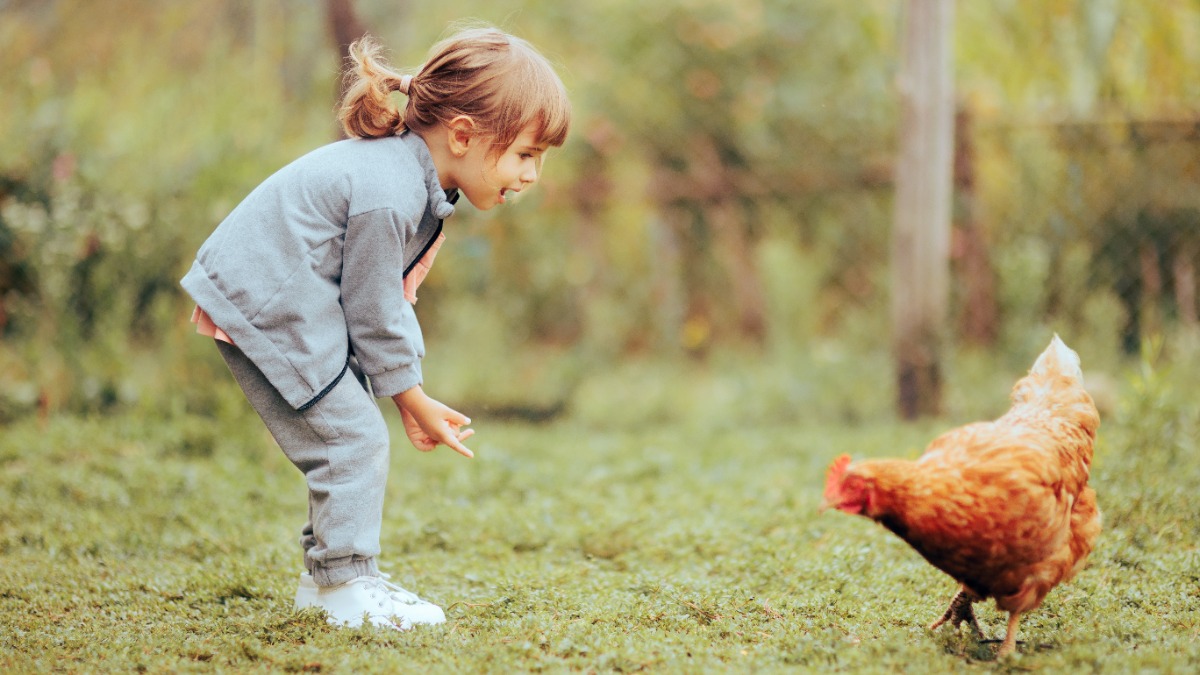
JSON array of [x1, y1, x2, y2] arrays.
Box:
[[824, 454, 853, 495]]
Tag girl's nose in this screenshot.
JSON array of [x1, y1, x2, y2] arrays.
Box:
[[523, 157, 543, 184]]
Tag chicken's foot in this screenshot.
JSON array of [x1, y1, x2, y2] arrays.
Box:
[[994, 612, 1022, 658], [929, 588, 984, 637]]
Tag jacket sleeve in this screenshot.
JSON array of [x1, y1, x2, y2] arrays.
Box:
[[341, 207, 424, 398]]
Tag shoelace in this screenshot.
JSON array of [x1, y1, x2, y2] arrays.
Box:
[[359, 577, 412, 630], [352, 576, 393, 609], [378, 573, 424, 605]]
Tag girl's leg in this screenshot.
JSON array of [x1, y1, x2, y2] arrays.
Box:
[[300, 512, 317, 566], [217, 341, 390, 587]]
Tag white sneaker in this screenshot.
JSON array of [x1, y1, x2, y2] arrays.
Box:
[[297, 572, 445, 626], [378, 573, 447, 626], [293, 574, 408, 630]]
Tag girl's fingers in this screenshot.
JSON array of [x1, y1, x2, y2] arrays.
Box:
[[439, 423, 474, 458], [446, 439, 474, 459]]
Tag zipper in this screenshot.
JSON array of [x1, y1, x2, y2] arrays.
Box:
[[404, 220, 443, 278], [404, 190, 456, 278]]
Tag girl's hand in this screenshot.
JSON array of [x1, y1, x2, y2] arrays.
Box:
[[393, 386, 475, 458]]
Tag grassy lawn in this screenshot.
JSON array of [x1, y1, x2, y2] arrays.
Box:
[[2, 367, 1198, 673]]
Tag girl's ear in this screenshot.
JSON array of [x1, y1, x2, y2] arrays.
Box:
[[446, 116, 478, 157]]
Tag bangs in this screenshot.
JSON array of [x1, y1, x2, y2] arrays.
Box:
[[493, 43, 572, 149], [530, 76, 571, 148]]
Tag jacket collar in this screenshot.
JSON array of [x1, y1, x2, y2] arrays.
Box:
[[400, 130, 456, 220]]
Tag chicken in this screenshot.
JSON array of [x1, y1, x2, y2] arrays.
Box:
[[822, 335, 1101, 658]]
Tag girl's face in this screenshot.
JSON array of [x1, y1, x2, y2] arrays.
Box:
[[457, 123, 548, 211]]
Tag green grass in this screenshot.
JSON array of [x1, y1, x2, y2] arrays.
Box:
[[2, 367, 1198, 673]]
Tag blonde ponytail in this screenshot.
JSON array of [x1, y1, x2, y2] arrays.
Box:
[[338, 36, 409, 139]]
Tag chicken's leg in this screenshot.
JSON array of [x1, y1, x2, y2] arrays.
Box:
[[995, 611, 1022, 658], [929, 587, 983, 637]]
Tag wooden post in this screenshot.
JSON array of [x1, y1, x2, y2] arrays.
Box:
[[324, 0, 368, 64], [891, 0, 954, 419], [324, 0, 368, 138]]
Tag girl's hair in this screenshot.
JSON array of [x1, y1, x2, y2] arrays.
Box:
[[338, 27, 571, 152]]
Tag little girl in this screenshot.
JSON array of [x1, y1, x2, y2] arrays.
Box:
[[181, 27, 570, 630]]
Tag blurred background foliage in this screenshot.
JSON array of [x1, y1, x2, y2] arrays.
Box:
[[1, 0, 1198, 427]]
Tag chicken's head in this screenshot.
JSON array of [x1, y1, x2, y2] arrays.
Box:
[[822, 454, 873, 516]]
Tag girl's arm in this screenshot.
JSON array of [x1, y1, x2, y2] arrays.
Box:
[[342, 207, 427, 398]]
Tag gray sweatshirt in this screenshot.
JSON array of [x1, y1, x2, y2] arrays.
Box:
[[181, 131, 455, 410]]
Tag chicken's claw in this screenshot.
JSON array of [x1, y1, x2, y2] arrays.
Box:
[[929, 588, 984, 637]]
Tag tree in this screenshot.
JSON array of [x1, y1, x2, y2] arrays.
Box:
[[324, 0, 369, 138], [891, 0, 954, 419]]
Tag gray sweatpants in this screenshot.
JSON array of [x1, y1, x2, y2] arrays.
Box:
[[217, 341, 391, 587]]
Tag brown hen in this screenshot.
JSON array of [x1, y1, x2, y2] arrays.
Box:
[[822, 335, 1101, 658]]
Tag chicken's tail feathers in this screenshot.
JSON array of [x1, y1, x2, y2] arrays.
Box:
[[1031, 333, 1084, 382]]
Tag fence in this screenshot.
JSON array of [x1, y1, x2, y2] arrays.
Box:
[[963, 113, 1200, 356]]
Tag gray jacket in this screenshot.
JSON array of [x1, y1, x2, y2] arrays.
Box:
[[181, 132, 455, 410]]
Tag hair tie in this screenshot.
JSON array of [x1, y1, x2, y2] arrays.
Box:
[[399, 75, 413, 95]]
